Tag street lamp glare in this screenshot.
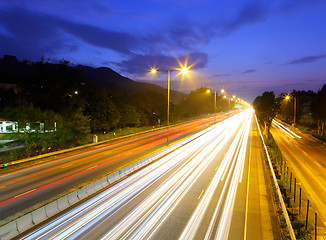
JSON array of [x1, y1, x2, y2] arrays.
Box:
[[232, 95, 236, 98], [285, 95, 290, 100], [206, 89, 211, 93], [221, 89, 225, 94], [151, 68, 157, 74], [181, 67, 188, 74]]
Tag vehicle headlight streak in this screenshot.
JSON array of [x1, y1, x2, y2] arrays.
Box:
[[180, 110, 252, 240], [24, 109, 254, 240], [272, 119, 301, 139]]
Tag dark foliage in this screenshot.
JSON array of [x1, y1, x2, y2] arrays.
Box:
[[253, 91, 279, 126]]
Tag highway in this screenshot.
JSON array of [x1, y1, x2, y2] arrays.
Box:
[[0, 113, 230, 221], [22, 109, 280, 240], [271, 120, 326, 237]]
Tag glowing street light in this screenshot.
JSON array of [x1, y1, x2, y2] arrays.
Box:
[[206, 89, 218, 122], [285, 94, 296, 127], [151, 66, 190, 145], [181, 67, 188, 74]]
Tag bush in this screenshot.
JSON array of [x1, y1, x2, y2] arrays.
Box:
[[312, 133, 326, 143]]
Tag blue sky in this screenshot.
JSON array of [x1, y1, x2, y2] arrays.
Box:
[[1, 0, 326, 101]]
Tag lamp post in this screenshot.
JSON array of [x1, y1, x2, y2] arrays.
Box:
[[207, 89, 217, 123], [151, 67, 188, 145], [285, 95, 297, 127]]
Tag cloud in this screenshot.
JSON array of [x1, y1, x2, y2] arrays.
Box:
[[114, 52, 208, 74], [279, 0, 324, 13], [220, 4, 269, 36], [241, 69, 257, 74], [286, 54, 326, 65], [214, 73, 231, 77], [0, 7, 138, 57]]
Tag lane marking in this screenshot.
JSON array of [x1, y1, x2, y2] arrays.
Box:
[[86, 165, 97, 171], [61, 164, 72, 169], [244, 118, 252, 240], [198, 190, 204, 200], [14, 189, 36, 198]]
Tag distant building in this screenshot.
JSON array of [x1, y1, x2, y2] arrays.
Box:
[[0, 120, 56, 133]]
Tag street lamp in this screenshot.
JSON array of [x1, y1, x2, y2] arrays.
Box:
[[207, 89, 218, 122], [285, 94, 296, 127], [151, 67, 189, 145]]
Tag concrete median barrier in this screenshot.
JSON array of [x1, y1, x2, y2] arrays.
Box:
[[109, 172, 119, 184], [31, 207, 47, 225], [77, 187, 88, 200], [45, 201, 59, 218], [131, 163, 139, 171], [0, 141, 174, 237], [125, 165, 134, 175], [107, 173, 116, 184], [0, 221, 19, 240], [93, 180, 103, 192], [16, 213, 33, 234], [68, 192, 79, 206], [57, 195, 70, 212], [101, 177, 109, 188], [86, 183, 96, 195]]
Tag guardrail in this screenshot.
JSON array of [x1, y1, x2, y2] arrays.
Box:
[[255, 115, 296, 240]]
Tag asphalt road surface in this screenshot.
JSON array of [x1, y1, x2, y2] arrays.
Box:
[[22, 109, 280, 240], [0, 114, 230, 221], [271, 120, 326, 238]]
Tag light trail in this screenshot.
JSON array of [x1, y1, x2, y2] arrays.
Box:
[[272, 119, 301, 139], [23, 109, 254, 240]]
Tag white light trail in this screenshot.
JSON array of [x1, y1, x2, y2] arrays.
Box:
[[24, 109, 254, 240], [272, 119, 301, 139]]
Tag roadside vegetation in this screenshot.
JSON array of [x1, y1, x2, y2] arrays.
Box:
[[254, 84, 326, 143], [0, 56, 232, 163]]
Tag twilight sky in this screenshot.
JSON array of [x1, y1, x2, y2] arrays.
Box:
[[1, 0, 326, 102]]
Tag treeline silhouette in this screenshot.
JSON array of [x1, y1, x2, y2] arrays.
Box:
[[253, 86, 326, 138], [0, 55, 230, 159]]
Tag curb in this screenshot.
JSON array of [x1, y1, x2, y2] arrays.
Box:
[[255, 115, 296, 240]]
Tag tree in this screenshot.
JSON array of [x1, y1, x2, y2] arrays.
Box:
[[0, 107, 66, 155], [311, 84, 326, 135], [183, 87, 214, 117], [253, 91, 279, 133], [57, 110, 90, 146], [117, 91, 167, 126], [118, 104, 141, 128], [84, 87, 120, 133]]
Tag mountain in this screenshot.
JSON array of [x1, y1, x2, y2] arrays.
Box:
[[0, 55, 185, 101], [74, 65, 185, 101]]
